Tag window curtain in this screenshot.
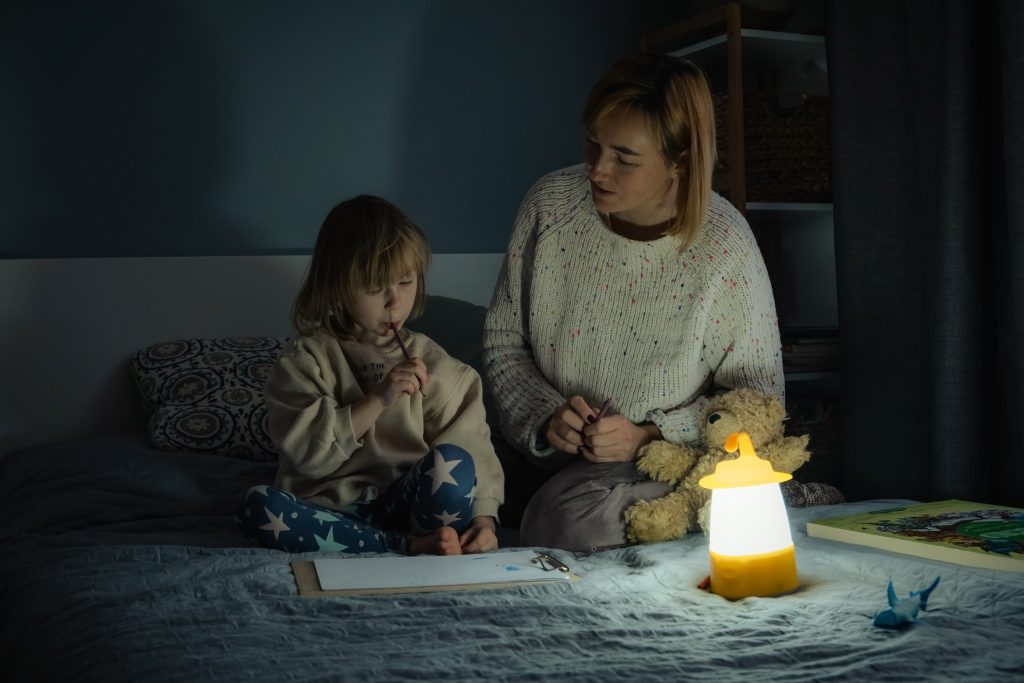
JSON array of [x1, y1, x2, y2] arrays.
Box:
[[825, 0, 1024, 507]]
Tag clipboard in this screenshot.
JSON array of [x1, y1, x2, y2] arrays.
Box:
[[292, 550, 579, 597]]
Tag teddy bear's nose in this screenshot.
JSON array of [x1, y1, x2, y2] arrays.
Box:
[[708, 413, 721, 424]]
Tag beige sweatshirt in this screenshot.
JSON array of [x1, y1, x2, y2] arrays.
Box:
[[266, 329, 503, 519], [483, 164, 784, 462]]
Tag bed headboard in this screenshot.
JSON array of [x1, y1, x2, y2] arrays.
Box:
[[0, 253, 505, 456]]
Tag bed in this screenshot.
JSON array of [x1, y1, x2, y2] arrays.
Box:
[[3, 262, 1023, 681], [3, 429, 1024, 682]]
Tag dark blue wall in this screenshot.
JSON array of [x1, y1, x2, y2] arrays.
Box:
[[1, 0, 688, 257]]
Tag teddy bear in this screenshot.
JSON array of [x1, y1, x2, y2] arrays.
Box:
[[623, 387, 812, 544]]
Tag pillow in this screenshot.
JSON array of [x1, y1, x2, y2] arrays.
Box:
[[130, 337, 286, 460]]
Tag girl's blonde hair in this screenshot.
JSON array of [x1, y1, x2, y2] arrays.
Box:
[[582, 52, 717, 252], [292, 195, 431, 339]]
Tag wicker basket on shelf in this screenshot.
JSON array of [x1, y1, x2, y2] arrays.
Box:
[[713, 91, 831, 203]]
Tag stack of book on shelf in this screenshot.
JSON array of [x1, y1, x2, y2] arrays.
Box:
[[782, 332, 839, 375]]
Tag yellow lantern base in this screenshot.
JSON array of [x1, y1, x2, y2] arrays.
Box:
[[709, 545, 799, 600]]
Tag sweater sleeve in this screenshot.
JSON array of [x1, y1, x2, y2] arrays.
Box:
[[483, 181, 572, 465], [646, 219, 784, 445], [264, 346, 362, 480], [645, 397, 711, 448], [712, 248, 785, 400], [423, 363, 505, 520]]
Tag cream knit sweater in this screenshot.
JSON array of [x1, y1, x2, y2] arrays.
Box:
[[483, 164, 784, 462]]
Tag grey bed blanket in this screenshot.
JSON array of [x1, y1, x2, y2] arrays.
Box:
[[2, 433, 1022, 682]]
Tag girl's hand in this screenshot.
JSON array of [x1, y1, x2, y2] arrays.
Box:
[[459, 516, 498, 553], [544, 395, 598, 453], [580, 416, 660, 463], [372, 357, 429, 407]]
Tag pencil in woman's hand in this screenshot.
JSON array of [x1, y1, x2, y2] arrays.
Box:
[[588, 397, 613, 424]]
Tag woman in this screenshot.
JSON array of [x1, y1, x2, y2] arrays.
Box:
[[483, 52, 784, 551]]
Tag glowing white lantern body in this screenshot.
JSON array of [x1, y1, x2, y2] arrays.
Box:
[[699, 432, 799, 599]]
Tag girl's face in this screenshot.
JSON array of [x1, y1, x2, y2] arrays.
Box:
[[349, 272, 418, 346], [584, 109, 680, 226]]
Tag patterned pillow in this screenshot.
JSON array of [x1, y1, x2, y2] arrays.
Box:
[[130, 337, 286, 460]]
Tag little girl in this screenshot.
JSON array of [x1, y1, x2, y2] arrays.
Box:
[[237, 195, 504, 555]]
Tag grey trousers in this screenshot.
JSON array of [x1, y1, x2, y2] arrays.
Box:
[[518, 460, 673, 553]]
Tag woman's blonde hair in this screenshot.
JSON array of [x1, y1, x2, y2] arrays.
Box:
[[582, 52, 716, 252], [292, 195, 431, 339]]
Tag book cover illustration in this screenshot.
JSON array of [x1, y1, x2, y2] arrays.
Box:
[[807, 500, 1024, 571]]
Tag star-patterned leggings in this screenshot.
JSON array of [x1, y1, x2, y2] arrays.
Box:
[[236, 443, 477, 554]]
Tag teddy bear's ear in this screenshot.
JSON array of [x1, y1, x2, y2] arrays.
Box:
[[702, 391, 727, 418]]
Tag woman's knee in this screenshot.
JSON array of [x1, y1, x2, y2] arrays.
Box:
[[518, 461, 672, 552]]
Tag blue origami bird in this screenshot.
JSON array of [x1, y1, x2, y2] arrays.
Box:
[[873, 577, 941, 629]]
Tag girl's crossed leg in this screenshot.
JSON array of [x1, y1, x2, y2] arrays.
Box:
[[236, 443, 477, 554]]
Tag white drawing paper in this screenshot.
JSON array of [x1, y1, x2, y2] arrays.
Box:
[[313, 550, 573, 591]]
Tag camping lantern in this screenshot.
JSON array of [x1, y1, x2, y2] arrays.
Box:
[[698, 431, 799, 599]]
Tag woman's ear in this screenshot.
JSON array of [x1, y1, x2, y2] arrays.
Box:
[[672, 150, 690, 178]]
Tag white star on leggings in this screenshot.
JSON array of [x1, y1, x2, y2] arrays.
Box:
[[425, 448, 461, 495], [260, 507, 290, 540], [433, 509, 462, 526], [313, 526, 349, 552]]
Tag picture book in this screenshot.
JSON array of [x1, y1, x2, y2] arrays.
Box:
[[806, 500, 1024, 572]]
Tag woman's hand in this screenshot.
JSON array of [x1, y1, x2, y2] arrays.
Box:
[[545, 396, 660, 461], [580, 416, 660, 463], [371, 357, 429, 407], [544, 396, 597, 453], [459, 516, 498, 553]]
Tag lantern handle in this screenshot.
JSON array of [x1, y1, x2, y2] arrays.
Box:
[[724, 432, 756, 458]]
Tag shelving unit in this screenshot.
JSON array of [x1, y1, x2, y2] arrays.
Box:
[[668, 27, 824, 61], [641, 2, 838, 392], [747, 201, 832, 219]]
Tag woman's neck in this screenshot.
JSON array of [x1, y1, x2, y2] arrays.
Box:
[[607, 213, 672, 241]]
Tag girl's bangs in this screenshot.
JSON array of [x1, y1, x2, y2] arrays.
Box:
[[362, 234, 424, 289]]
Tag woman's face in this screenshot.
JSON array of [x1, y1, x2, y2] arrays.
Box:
[[584, 110, 680, 226]]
